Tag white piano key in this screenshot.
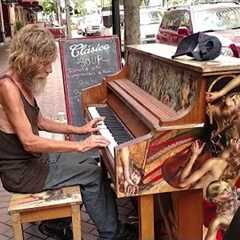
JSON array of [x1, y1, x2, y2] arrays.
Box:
[[88, 106, 100, 118], [88, 106, 117, 157], [96, 121, 105, 126]]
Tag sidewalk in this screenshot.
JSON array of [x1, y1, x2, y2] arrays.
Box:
[[0, 42, 137, 240], [0, 43, 9, 72]]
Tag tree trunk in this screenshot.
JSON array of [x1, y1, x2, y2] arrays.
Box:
[[123, 0, 141, 46]]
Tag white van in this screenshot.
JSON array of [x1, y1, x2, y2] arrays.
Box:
[[140, 7, 164, 43], [82, 14, 102, 36]]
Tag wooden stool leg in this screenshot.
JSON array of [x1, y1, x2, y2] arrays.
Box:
[[71, 204, 81, 240], [11, 213, 24, 240]]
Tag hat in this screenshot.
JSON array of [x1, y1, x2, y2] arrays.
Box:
[[172, 32, 222, 61]]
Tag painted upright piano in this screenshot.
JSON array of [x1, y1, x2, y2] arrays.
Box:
[[81, 43, 240, 240]]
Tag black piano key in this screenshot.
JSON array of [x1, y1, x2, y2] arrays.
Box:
[[96, 106, 133, 143]]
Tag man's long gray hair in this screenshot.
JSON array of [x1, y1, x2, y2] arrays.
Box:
[[8, 24, 57, 91]]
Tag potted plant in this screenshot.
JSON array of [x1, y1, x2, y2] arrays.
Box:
[[15, 21, 24, 31]]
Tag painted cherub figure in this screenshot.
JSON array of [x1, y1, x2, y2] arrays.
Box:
[[206, 92, 240, 139], [206, 75, 240, 138], [204, 180, 240, 240], [178, 138, 240, 191], [206, 75, 240, 103]]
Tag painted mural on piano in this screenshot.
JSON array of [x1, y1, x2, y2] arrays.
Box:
[[114, 74, 240, 240], [127, 52, 199, 114], [116, 127, 205, 198], [202, 74, 240, 240]]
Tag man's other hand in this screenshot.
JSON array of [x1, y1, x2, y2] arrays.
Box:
[[82, 117, 105, 133], [79, 135, 110, 152]]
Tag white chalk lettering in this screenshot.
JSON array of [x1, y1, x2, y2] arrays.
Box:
[[69, 43, 110, 58]]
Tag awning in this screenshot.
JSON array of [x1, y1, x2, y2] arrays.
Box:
[[19, 0, 38, 4], [18, 0, 43, 12], [32, 5, 43, 12], [2, 0, 19, 4]]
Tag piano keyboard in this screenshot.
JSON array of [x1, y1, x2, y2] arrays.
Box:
[[88, 106, 133, 156]]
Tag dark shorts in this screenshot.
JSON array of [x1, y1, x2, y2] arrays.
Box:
[[43, 151, 101, 192]]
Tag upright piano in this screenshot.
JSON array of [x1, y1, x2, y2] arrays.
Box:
[[81, 43, 240, 240]]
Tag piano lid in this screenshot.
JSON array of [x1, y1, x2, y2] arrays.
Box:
[[127, 43, 240, 76]]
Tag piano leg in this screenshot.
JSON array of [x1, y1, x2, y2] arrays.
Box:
[[172, 189, 203, 240], [138, 195, 154, 240]]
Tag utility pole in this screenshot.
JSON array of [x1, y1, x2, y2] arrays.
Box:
[[56, 0, 62, 25], [65, 0, 72, 38], [0, 0, 5, 43]]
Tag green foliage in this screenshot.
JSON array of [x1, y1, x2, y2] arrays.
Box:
[[140, 0, 150, 6], [74, 0, 87, 16], [15, 21, 24, 31], [71, 21, 77, 30], [42, 0, 56, 14], [167, 0, 194, 6], [96, 0, 112, 7]]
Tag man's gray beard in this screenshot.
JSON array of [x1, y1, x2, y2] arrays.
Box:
[[31, 76, 48, 96]]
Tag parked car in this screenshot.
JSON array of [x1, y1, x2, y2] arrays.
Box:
[[156, 2, 240, 57], [47, 25, 65, 39]]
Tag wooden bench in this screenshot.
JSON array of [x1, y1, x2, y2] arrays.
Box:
[[8, 186, 82, 240]]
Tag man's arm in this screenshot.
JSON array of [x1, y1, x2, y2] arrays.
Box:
[[37, 113, 104, 135], [0, 79, 109, 153]]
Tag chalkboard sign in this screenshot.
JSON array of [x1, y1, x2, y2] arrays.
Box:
[[59, 36, 121, 140]]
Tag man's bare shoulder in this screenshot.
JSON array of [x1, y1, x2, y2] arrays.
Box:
[[0, 76, 16, 88], [0, 77, 20, 97]]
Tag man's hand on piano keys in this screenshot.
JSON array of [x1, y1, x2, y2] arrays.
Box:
[[81, 117, 105, 134], [79, 135, 110, 152]]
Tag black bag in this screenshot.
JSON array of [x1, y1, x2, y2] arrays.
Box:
[[38, 218, 73, 240]]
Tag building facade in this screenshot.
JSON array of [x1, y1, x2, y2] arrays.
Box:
[[0, 0, 41, 43]]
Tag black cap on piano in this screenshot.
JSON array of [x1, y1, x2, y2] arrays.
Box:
[[172, 32, 222, 61]]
